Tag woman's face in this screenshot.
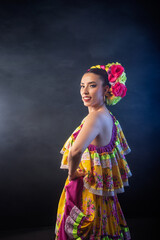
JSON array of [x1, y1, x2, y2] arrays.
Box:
[[80, 72, 108, 108]]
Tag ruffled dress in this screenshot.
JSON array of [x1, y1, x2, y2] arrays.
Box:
[[55, 110, 132, 240]]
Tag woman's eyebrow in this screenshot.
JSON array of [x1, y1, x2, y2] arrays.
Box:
[[80, 81, 96, 85]]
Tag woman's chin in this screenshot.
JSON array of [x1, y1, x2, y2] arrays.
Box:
[[83, 101, 91, 106]]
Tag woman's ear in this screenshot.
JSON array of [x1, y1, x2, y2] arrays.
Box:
[[104, 85, 110, 95]]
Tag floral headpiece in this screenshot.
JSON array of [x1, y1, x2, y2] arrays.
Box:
[[87, 62, 127, 105]]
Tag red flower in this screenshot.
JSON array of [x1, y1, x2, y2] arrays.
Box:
[[112, 82, 127, 98], [108, 64, 124, 83]]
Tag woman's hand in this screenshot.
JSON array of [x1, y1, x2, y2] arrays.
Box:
[[68, 169, 86, 181]]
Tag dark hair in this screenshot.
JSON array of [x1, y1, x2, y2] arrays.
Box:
[[85, 68, 111, 87]]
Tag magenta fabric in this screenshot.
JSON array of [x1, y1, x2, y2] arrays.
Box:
[[58, 176, 84, 240]]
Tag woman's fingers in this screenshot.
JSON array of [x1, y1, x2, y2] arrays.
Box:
[[79, 172, 86, 176], [68, 169, 86, 181]]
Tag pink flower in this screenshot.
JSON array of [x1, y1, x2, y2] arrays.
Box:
[[100, 65, 106, 70], [108, 64, 124, 83], [112, 82, 127, 98]]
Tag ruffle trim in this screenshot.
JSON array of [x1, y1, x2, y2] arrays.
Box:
[[83, 172, 132, 197], [65, 205, 86, 239], [88, 225, 131, 240], [59, 111, 132, 196]]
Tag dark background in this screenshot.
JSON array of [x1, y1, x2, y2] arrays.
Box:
[[0, 0, 159, 236]]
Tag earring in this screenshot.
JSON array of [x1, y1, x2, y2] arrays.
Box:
[[104, 95, 106, 102]]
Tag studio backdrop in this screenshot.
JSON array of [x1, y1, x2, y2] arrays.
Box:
[[0, 0, 159, 232]]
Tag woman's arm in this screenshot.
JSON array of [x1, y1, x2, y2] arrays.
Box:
[[68, 151, 85, 181], [68, 111, 101, 178]]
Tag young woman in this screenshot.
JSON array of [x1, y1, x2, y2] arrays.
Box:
[[55, 63, 132, 240]]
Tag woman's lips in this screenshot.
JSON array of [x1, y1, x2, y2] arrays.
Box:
[[83, 97, 91, 102]]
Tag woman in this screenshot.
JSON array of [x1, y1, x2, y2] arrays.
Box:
[[55, 63, 132, 240]]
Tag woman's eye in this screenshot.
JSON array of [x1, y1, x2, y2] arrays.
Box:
[[80, 85, 96, 88]]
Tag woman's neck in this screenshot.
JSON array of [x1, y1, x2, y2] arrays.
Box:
[[88, 103, 108, 114]]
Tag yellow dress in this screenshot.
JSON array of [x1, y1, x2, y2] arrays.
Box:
[[55, 110, 132, 239]]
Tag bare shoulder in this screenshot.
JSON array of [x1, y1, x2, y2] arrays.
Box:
[[86, 111, 102, 118], [84, 111, 103, 127], [87, 111, 113, 129]]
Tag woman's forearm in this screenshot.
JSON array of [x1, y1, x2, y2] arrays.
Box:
[[68, 150, 82, 176]]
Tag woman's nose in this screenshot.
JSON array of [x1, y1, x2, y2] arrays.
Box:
[[82, 86, 89, 93]]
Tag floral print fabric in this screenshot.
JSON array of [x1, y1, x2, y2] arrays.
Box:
[[55, 111, 132, 239]]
